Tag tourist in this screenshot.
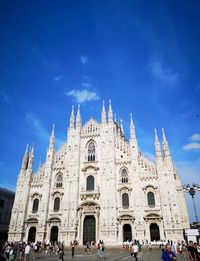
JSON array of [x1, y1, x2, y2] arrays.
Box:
[[24, 243, 31, 261], [131, 242, 138, 261], [188, 241, 196, 260], [162, 244, 176, 261], [70, 240, 75, 258], [194, 243, 200, 261]]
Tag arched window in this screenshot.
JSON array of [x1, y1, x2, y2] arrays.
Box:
[[121, 169, 128, 183], [86, 175, 94, 191], [32, 198, 39, 213], [122, 193, 129, 208], [88, 141, 95, 162], [54, 197, 60, 212], [56, 173, 63, 188], [147, 192, 155, 206]]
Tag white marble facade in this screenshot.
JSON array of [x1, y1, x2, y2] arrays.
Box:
[[8, 101, 190, 245]]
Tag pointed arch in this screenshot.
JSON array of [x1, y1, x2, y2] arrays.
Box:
[[87, 140, 96, 162], [147, 191, 155, 206], [55, 172, 63, 188], [122, 193, 129, 208], [32, 198, 39, 213], [54, 197, 60, 212], [121, 168, 129, 183]]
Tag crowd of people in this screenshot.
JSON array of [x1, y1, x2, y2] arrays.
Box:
[[0, 238, 200, 260]]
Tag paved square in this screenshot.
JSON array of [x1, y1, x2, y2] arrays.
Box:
[[29, 247, 190, 261]]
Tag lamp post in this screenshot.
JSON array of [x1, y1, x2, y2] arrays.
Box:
[[183, 183, 200, 222]]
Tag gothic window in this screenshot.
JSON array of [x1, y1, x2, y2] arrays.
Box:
[[88, 141, 95, 162], [121, 169, 128, 183], [122, 193, 129, 208], [32, 199, 39, 213], [86, 175, 94, 191], [54, 197, 60, 212], [147, 192, 155, 206], [56, 173, 63, 188]]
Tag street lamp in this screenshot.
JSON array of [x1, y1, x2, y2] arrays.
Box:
[[183, 183, 200, 222]]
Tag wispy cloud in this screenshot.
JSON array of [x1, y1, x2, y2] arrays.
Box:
[[66, 89, 99, 103], [53, 74, 62, 81], [183, 142, 200, 151], [190, 133, 200, 141], [0, 92, 9, 104], [80, 55, 88, 65], [150, 60, 179, 84], [81, 82, 92, 88], [183, 133, 200, 151], [25, 113, 64, 146]]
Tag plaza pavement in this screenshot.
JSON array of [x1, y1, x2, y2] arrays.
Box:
[[29, 247, 190, 261]]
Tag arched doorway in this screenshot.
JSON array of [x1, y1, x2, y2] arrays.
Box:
[[123, 224, 132, 241], [150, 223, 160, 241], [83, 216, 96, 244], [28, 227, 36, 243], [50, 226, 58, 243]]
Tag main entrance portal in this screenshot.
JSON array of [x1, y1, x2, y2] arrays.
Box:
[[123, 224, 132, 241], [28, 227, 36, 242], [50, 226, 58, 243], [150, 223, 160, 241], [83, 216, 96, 244]]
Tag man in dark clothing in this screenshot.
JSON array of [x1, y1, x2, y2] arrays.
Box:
[[162, 244, 176, 261], [188, 241, 196, 261]]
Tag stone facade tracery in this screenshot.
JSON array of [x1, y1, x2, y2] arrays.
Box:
[[8, 101, 190, 245]]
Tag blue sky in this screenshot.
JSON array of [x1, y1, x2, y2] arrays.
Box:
[[0, 0, 200, 222]]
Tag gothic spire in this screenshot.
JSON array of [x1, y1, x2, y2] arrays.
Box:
[[130, 113, 136, 139], [162, 128, 170, 157], [28, 143, 34, 170], [21, 144, 29, 170], [69, 105, 75, 130], [76, 104, 82, 130], [108, 99, 113, 124], [154, 128, 162, 158], [120, 119, 124, 135], [49, 123, 55, 150], [101, 100, 107, 125]]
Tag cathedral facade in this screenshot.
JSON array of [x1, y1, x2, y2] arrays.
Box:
[[8, 101, 189, 245]]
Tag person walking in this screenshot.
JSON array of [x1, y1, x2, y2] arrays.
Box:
[[188, 241, 196, 261], [131, 242, 138, 261], [162, 244, 176, 261], [71, 241, 75, 258], [24, 243, 31, 261]]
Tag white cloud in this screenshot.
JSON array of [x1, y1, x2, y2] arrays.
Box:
[[150, 60, 179, 84], [66, 89, 99, 103], [80, 55, 88, 65], [183, 142, 200, 151], [190, 133, 200, 141], [53, 74, 62, 81]]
